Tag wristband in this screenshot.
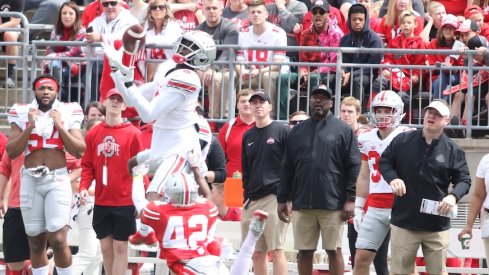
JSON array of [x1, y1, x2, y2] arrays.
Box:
[[355, 196, 366, 208]]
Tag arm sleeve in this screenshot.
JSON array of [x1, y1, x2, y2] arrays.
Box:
[[449, 146, 472, 201], [206, 137, 227, 183], [214, 21, 239, 68], [57, 29, 86, 58], [278, 3, 307, 33], [345, 129, 361, 199], [277, 136, 293, 203]]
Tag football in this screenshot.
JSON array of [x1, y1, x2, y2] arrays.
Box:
[[122, 24, 146, 54]]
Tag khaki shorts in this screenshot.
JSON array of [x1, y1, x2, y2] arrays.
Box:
[[241, 194, 288, 252], [390, 224, 449, 274], [292, 209, 343, 251]]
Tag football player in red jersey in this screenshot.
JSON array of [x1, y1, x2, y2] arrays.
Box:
[[131, 157, 268, 275], [6, 74, 86, 275]]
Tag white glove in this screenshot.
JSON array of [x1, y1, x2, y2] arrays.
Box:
[[132, 163, 149, 177], [353, 197, 367, 232], [187, 148, 202, 168], [101, 40, 134, 82]]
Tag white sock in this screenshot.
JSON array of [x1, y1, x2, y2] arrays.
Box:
[[55, 265, 72, 275], [139, 223, 153, 236], [230, 230, 259, 275], [31, 265, 49, 275]]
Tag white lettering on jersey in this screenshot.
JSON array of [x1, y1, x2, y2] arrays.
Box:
[[97, 136, 121, 157], [163, 214, 209, 252]]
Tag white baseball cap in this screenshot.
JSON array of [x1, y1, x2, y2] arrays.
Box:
[[424, 101, 450, 117]]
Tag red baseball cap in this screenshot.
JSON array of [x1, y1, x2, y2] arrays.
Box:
[[105, 88, 124, 101], [464, 5, 483, 19]]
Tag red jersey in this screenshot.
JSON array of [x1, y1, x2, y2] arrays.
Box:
[[174, 9, 200, 32], [80, 121, 145, 206], [383, 34, 426, 79], [217, 116, 255, 177], [141, 198, 218, 271], [0, 151, 24, 208]]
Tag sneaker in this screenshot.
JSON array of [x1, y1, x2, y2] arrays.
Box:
[[249, 210, 268, 237], [129, 230, 158, 246], [5, 77, 15, 88]]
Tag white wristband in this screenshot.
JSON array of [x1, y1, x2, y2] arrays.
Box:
[[355, 197, 367, 209]]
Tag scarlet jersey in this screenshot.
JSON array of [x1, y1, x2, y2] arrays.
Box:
[[358, 126, 412, 207], [236, 22, 287, 63], [8, 101, 83, 155], [141, 198, 218, 270], [174, 9, 200, 33]]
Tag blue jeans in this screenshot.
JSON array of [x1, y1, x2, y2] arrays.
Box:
[[432, 72, 460, 101]]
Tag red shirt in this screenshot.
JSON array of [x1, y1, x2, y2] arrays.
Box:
[[220, 207, 242, 221], [80, 121, 145, 206], [383, 34, 426, 79], [218, 116, 255, 177], [375, 16, 424, 45], [174, 9, 200, 32], [0, 132, 7, 161], [0, 151, 24, 208], [438, 0, 466, 16], [141, 198, 218, 272]]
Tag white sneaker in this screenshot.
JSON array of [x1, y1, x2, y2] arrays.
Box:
[[249, 210, 268, 237]]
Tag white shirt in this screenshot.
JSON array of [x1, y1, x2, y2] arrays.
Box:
[[236, 21, 287, 63]]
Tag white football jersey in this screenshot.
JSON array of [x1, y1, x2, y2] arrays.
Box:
[[358, 126, 412, 194], [236, 22, 287, 63], [8, 101, 83, 155]]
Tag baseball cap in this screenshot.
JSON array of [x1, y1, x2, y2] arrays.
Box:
[[249, 91, 271, 102], [456, 19, 479, 33], [311, 85, 332, 98], [467, 35, 489, 50], [441, 14, 459, 29], [105, 88, 124, 101], [464, 5, 483, 19], [424, 100, 450, 117], [311, 0, 329, 12]]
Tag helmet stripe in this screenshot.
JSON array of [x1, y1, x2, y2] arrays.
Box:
[[181, 173, 190, 205]]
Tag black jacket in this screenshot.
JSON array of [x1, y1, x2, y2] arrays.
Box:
[[206, 136, 227, 184], [340, 4, 383, 78], [379, 129, 471, 232], [277, 113, 361, 210]]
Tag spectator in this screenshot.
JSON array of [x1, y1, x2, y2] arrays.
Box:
[[6, 74, 86, 275], [171, 0, 205, 32], [339, 3, 383, 102], [465, 5, 489, 39], [83, 101, 106, 127], [288, 110, 309, 128], [327, 0, 351, 21], [44, 1, 86, 102], [379, 99, 471, 275], [375, 0, 424, 45], [241, 91, 289, 275], [279, 0, 342, 119], [0, 0, 24, 89], [339, 96, 370, 136], [468, 0, 489, 22], [143, 0, 183, 81], [266, 0, 308, 62], [373, 10, 426, 106], [24, 0, 64, 40], [210, 182, 242, 221], [277, 85, 360, 275], [356, 0, 381, 30], [458, 153, 489, 267], [81, 0, 130, 28], [80, 88, 145, 275], [72, 118, 103, 275], [0, 152, 31, 275], [86, 0, 138, 103], [222, 0, 249, 29], [195, 0, 239, 119], [205, 135, 227, 185], [378, 0, 424, 18], [419, 1, 447, 43], [353, 91, 411, 275], [236, 0, 287, 119], [426, 14, 462, 100], [218, 89, 256, 178]]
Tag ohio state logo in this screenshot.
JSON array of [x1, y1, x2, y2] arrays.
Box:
[[97, 136, 120, 157]]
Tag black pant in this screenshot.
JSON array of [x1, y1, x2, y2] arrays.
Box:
[[347, 222, 390, 275]]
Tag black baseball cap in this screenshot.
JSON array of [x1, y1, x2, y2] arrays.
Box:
[[467, 35, 489, 50], [311, 85, 332, 98], [311, 0, 330, 12], [249, 91, 271, 102]]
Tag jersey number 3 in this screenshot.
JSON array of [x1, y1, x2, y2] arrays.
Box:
[[368, 151, 382, 184], [163, 215, 208, 249]]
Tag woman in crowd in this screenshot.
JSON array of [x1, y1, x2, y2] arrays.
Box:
[[82, 101, 106, 131], [44, 1, 86, 101], [143, 0, 183, 81]]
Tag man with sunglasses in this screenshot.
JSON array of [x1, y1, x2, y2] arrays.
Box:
[[86, 0, 138, 103], [6, 74, 86, 275]]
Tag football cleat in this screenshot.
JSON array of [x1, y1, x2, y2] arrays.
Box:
[[129, 230, 158, 246], [249, 210, 268, 237]]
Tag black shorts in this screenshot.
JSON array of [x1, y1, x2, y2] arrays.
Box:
[[92, 205, 136, 241], [3, 208, 30, 263]]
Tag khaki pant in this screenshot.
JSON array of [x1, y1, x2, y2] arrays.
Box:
[[207, 69, 234, 119]]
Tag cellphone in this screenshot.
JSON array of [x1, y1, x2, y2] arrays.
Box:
[[87, 26, 93, 33]]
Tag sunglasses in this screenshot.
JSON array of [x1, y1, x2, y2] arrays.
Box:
[[151, 4, 167, 10], [312, 9, 326, 15], [289, 120, 305, 126], [102, 1, 118, 8]]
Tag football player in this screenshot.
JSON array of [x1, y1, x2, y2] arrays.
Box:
[[131, 160, 268, 275], [353, 90, 413, 275], [6, 75, 86, 275]]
